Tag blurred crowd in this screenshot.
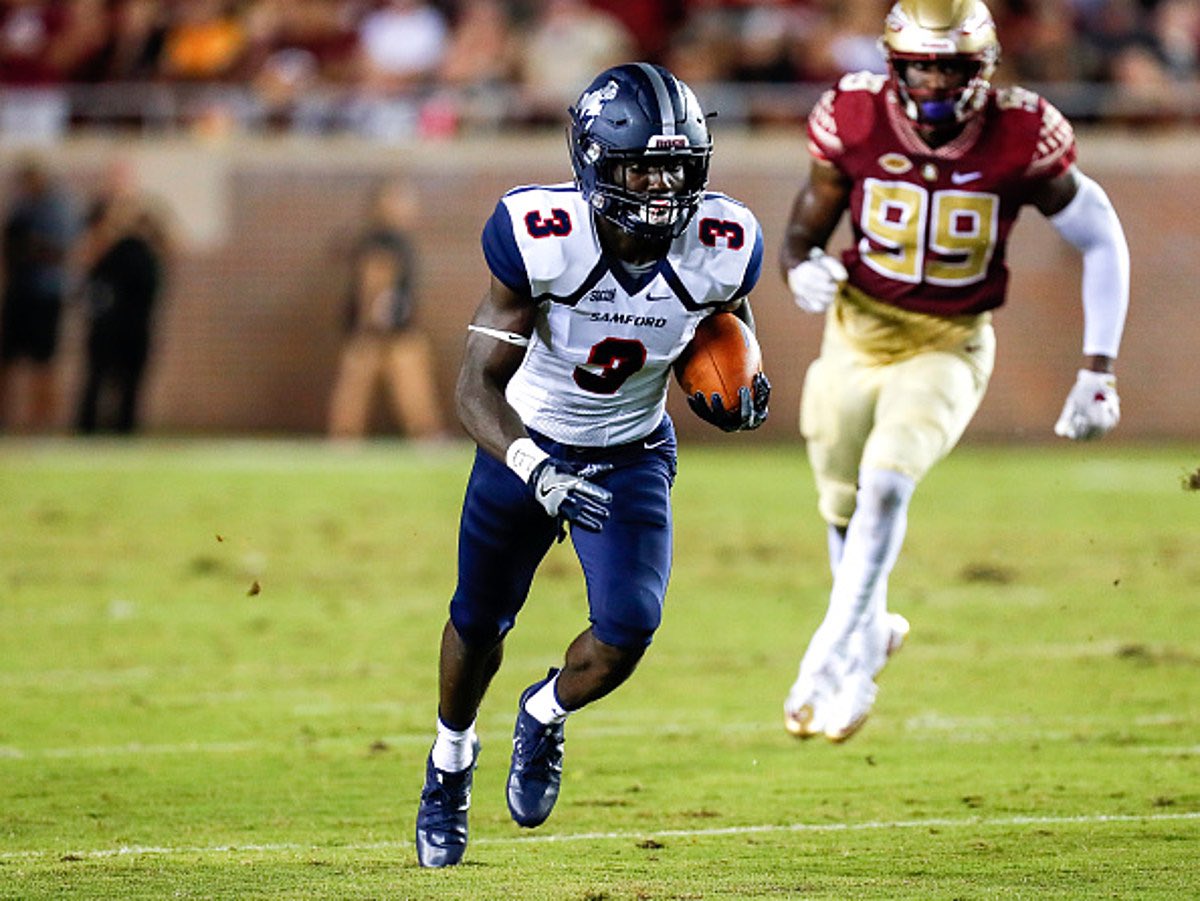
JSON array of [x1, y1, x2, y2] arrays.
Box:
[[1, 0, 1198, 136]]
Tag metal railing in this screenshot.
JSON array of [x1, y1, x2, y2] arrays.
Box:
[[3, 79, 1199, 143]]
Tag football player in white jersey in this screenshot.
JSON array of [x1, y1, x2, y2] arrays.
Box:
[[415, 62, 770, 868], [779, 0, 1129, 743]]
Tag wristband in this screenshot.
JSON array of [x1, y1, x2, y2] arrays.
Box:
[[1077, 368, 1115, 385], [505, 437, 549, 483]]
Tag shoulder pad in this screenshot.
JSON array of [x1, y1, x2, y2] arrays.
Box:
[[808, 88, 841, 160], [994, 88, 1076, 178], [673, 193, 762, 304], [836, 71, 889, 95], [808, 74, 884, 162], [499, 186, 595, 293], [995, 85, 1041, 114], [1029, 98, 1076, 178]]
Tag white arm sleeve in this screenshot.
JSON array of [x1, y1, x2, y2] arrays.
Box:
[[1047, 173, 1130, 359]]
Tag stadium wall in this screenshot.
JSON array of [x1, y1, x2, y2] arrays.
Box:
[[5, 130, 1197, 442]]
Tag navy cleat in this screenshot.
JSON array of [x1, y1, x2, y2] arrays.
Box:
[[415, 740, 479, 868], [506, 668, 566, 828]]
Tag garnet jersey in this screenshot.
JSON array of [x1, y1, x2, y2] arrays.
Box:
[[809, 71, 1076, 316], [482, 184, 763, 446]]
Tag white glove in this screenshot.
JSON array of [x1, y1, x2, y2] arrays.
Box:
[[787, 248, 848, 314], [1054, 369, 1120, 440]]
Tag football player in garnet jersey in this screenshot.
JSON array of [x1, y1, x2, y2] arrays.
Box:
[[415, 62, 770, 868], [778, 0, 1129, 743]]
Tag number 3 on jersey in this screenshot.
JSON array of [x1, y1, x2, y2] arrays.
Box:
[[859, 178, 998, 287], [574, 337, 646, 394], [525, 209, 572, 238]]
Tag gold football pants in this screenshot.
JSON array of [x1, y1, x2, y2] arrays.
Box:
[[800, 290, 995, 526]]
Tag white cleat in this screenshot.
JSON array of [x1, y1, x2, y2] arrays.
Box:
[[821, 613, 908, 743], [783, 680, 832, 739], [786, 615, 908, 742], [879, 612, 910, 674], [822, 671, 878, 743]]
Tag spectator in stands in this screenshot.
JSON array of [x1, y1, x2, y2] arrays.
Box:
[[436, 0, 520, 132], [158, 0, 246, 82], [995, 0, 1090, 84], [587, 0, 684, 62], [0, 156, 78, 433], [1104, 41, 1178, 123], [824, 0, 890, 76], [662, 5, 740, 91], [235, 0, 287, 82], [0, 1, 65, 85], [2, 0, 1197, 135], [1075, 0, 1162, 82], [31, 0, 110, 82], [787, 0, 889, 83], [345, 0, 449, 139], [327, 177, 447, 442], [89, 0, 168, 83], [74, 157, 173, 435], [249, 46, 324, 132], [240, 0, 361, 133], [517, 0, 635, 124], [1152, 0, 1200, 80], [272, 0, 359, 85], [355, 0, 448, 92], [733, 1, 816, 84]]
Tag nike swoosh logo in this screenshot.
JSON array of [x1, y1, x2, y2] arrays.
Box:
[[951, 171, 983, 185], [644, 437, 670, 449], [647, 294, 673, 302], [538, 484, 555, 498]]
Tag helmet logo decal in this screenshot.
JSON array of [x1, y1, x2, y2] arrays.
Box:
[[576, 80, 619, 129], [911, 36, 957, 52], [648, 135, 688, 150]]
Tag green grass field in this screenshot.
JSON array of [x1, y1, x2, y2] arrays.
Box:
[[1, 438, 1197, 900]]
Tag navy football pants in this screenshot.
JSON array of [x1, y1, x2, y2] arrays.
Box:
[[449, 417, 677, 651]]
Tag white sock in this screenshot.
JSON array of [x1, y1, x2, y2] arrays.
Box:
[[431, 717, 477, 772], [523, 673, 569, 725], [852, 581, 893, 677], [798, 468, 914, 688], [827, 523, 846, 577]]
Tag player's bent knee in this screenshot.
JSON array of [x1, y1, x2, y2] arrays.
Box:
[[591, 614, 657, 651], [448, 601, 513, 649], [858, 467, 917, 512], [818, 480, 857, 528]]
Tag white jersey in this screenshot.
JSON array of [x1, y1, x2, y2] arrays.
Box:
[[481, 183, 763, 446]]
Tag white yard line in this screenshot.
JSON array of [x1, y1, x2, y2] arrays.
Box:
[[2, 811, 1198, 862], [0, 740, 263, 760]]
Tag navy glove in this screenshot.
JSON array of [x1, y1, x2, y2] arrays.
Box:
[[528, 458, 612, 532], [688, 371, 771, 432]]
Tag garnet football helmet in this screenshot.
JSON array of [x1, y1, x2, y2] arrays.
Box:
[[568, 63, 712, 241], [881, 0, 1000, 131]]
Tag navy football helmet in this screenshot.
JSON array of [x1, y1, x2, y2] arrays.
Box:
[[568, 63, 712, 241]]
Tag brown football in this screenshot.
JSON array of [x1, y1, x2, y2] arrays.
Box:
[[673, 312, 762, 410]]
